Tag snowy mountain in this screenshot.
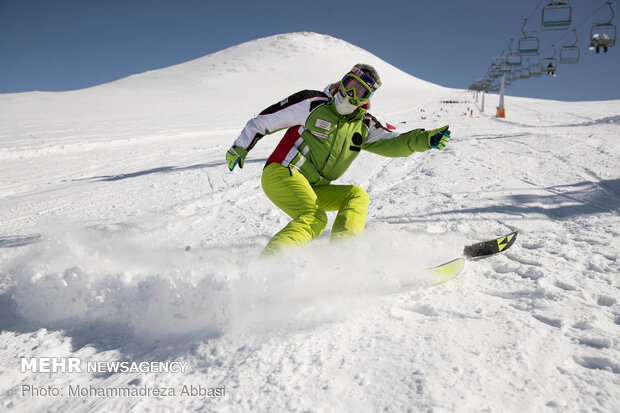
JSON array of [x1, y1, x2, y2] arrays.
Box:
[[1, 32, 619, 412]]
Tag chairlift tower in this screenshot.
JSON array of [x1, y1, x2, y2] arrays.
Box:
[[497, 74, 506, 118]]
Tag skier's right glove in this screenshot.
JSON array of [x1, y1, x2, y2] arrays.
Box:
[[226, 145, 248, 171], [428, 125, 451, 150]]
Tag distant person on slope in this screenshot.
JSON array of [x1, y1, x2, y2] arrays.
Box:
[[225, 64, 451, 255]]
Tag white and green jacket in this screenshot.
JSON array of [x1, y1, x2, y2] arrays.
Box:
[[232, 85, 435, 186]]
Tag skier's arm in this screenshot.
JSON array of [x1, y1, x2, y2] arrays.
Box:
[[226, 90, 329, 170], [362, 115, 450, 157]]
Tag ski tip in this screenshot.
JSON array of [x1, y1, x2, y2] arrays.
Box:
[[425, 258, 466, 286]]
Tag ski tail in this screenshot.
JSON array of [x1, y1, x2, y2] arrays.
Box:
[[463, 231, 518, 259]]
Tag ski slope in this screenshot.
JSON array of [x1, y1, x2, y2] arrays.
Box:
[[1, 32, 619, 413]]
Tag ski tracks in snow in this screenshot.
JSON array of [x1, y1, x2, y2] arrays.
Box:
[[2, 87, 620, 412]]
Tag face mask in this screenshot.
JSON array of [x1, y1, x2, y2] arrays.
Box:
[[334, 91, 359, 115]]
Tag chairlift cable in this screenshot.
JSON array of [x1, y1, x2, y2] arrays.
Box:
[[526, 0, 546, 26], [479, 1, 545, 81], [473, 0, 616, 88], [507, 0, 546, 42]]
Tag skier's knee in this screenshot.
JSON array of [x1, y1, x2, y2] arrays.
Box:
[[308, 209, 328, 238], [349, 185, 369, 208]]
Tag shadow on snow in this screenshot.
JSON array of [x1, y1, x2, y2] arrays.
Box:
[[75, 158, 268, 182], [379, 178, 620, 223]]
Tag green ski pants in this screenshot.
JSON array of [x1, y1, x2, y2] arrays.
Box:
[[261, 162, 369, 255]]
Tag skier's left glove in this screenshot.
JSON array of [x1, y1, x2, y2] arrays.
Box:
[[428, 125, 450, 150], [226, 145, 248, 171]]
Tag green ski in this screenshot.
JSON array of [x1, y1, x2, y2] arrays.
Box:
[[422, 231, 519, 286], [423, 258, 466, 286]]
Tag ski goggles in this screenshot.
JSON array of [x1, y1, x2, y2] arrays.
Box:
[[338, 69, 379, 106]]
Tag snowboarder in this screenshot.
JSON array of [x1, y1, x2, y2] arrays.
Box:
[[226, 64, 451, 255]]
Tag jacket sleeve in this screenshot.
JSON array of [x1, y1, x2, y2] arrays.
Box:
[[232, 90, 330, 151], [361, 114, 431, 157]]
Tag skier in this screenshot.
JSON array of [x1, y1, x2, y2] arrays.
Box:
[[225, 64, 451, 255]]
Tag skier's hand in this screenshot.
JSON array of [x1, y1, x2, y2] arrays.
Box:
[[428, 125, 450, 150], [226, 145, 248, 171]]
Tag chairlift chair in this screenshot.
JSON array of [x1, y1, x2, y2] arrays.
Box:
[[542, 45, 558, 75], [527, 53, 542, 76], [589, 2, 616, 51], [542, 1, 572, 30], [491, 56, 504, 71], [519, 36, 540, 54], [542, 59, 557, 74], [560, 30, 580, 63], [487, 65, 501, 79], [590, 24, 617, 48], [519, 66, 532, 79], [506, 52, 522, 66], [493, 55, 512, 73], [560, 46, 580, 63], [529, 62, 543, 76], [506, 70, 515, 83], [518, 19, 540, 54], [506, 39, 523, 66]]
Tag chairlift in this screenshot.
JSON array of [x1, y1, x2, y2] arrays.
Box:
[[518, 19, 540, 54], [492, 54, 512, 73], [542, 45, 558, 75], [487, 64, 501, 79], [542, 1, 572, 30], [589, 1, 616, 53], [491, 56, 503, 70], [506, 39, 522, 66], [518, 66, 531, 80], [560, 30, 580, 63], [530, 62, 543, 77], [527, 53, 542, 76]]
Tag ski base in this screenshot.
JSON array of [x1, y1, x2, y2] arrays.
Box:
[[423, 258, 466, 286]]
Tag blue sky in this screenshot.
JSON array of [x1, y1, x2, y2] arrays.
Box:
[[1, 0, 618, 101]]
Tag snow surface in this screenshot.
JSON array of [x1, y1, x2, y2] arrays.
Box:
[[1, 31, 619, 412]]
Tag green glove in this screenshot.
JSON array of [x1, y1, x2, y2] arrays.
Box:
[[226, 145, 248, 171], [428, 125, 450, 150]]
